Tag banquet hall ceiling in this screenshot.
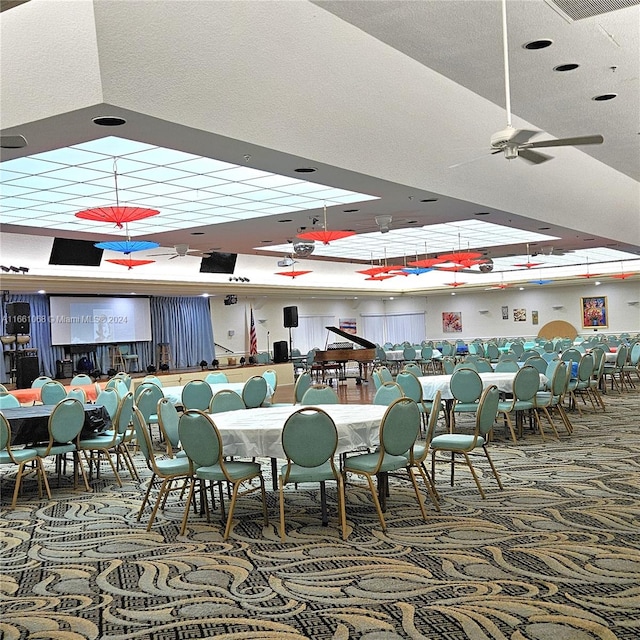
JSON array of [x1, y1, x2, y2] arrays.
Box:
[[0, 0, 638, 296]]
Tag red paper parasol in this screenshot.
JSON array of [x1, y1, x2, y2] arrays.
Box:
[[611, 272, 633, 279], [76, 206, 159, 228], [408, 257, 445, 268], [365, 274, 396, 281], [578, 273, 600, 279], [438, 251, 483, 263], [514, 261, 543, 269], [275, 270, 312, 279], [297, 202, 355, 245], [444, 281, 466, 287], [106, 258, 155, 270], [356, 265, 398, 276]]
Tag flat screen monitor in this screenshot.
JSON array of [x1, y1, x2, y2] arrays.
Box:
[[48, 296, 152, 345], [49, 238, 103, 266], [200, 251, 237, 274]]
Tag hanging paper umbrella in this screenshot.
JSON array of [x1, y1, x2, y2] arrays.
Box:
[[514, 243, 543, 269], [444, 281, 466, 287], [297, 202, 355, 245], [438, 251, 483, 264], [531, 279, 553, 285], [275, 270, 312, 279], [95, 239, 160, 254], [402, 267, 433, 275], [356, 265, 397, 276], [611, 272, 634, 279], [408, 257, 444, 268], [106, 258, 155, 270], [365, 274, 396, 281]]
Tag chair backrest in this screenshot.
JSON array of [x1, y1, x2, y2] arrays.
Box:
[[281, 407, 338, 470], [31, 376, 52, 389], [0, 412, 11, 453], [541, 351, 559, 364], [403, 346, 416, 361], [373, 381, 404, 406], [113, 372, 132, 388], [66, 387, 87, 403], [372, 369, 384, 390], [549, 361, 568, 397], [242, 375, 268, 408], [376, 366, 393, 383], [0, 393, 20, 409], [181, 379, 213, 410], [512, 365, 541, 402], [178, 410, 223, 469], [474, 358, 493, 373], [395, 371, 422, 403], [380, 397, 421, 457], [40, 380, 67, 405], [106, 377, 130, 398], [205, 372, 229, 384], [293, 371, 312, 403], [476, 385, 500, 437], [136, 385, 164, 422], [300, 385, 340, 405], [486, 343, 500, 360], [70, 374, 93, 386], [95, 387, 120, 420], [134, 380, 162, 400], [119, 345, 131, 356], [209, 389, 246, 413], [132, 406, 161, 473], [561, 348, 582, 363], [510, 342, 524, 357], [421, 346, 433, 360], [157, 397, 180, 448], [630, 342, 640, 365], [450, 368, 483, 403], [114, 392, 134, 436], [141, 375, 163, 387], [524, 356, 547, 375], [0, 384, 8, 394], [494, 359, 520, 373], [577, 353, 594, 382], [615, 345, 629, 368], [413, 390, 442, 463], [48, 398, 85, 444], [402, 362, 422, 377], [442, 357, 455, 374], [440, 343, 453, 356], [261, 369, 277, 392], [543, 341, 555, 352], [454, 360, 477, 372]]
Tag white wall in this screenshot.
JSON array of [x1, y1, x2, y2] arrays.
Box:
[[208, 279, 639, 354]]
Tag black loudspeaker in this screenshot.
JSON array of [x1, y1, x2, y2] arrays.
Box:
[[283, 306, 298, 328], [16, 355, 39, 389], [273, 341, 288, 363], [6, 302, 30, 334], [55, 360, 73, 379]]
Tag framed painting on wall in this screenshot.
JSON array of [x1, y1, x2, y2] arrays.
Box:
[[514, 308, 526, 322], [339, 318, 357, 335], [581, 296, 608, 328], [501, 306, 509, 320], [442, 311, 462, 333], [532, 310, 539, 325]]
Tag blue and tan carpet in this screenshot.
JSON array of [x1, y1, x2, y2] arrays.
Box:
[[1, 388, 639, 639]]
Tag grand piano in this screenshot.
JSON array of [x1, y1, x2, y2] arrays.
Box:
[[312, 326, 377, 383]]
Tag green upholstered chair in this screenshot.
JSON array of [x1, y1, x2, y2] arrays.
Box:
[[157, 397, 185, 458], [300, 385, 340, 405], [209, 390, 246, 413], [494, 359, 520, 373], [373, 381, 404, 406], [0, 411, 50, 508], [70, 374, 93, 386], [430, 385, 501, 499], [205, 372, 228, 384], [0, 394, 20, 409], [40, 380, 67, 405], [279, 407, 346, 540], [242, 375, 268, 409], [178, 410, 268, 540], [181, 379, 213, 411], [496, 365, 541, 442], [344, 397, 431, 532], [449, 368, 483, 430]]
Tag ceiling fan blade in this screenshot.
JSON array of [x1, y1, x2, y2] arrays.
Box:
[[509, 129, 539, 145], [526, 134, 604, 149], [148, 252, 173, 257], [168, 254, 180, 260], [448, 152, 491, 169], [519, 148, 552, 164]]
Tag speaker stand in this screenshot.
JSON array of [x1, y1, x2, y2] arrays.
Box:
[[288, 327, 292, 362]]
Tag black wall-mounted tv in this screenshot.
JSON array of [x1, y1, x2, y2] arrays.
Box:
[[49, 238, 104, 267], [200, 251, 237, 274]]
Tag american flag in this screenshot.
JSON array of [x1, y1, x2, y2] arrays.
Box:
[[249, 306, 258, 355]]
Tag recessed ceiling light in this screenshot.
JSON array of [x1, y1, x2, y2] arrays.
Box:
[[584, 238, 595, 241], [554, 63, 579, 72], [92, 116, 127, 126], [593, 93, 617, 101], [524, 39, 553, 50], [451, 292, 456, 296], [191, 231, 205, 235], [474, 212, 490, 216], [343, 209, 359, 213], [538, 227, 550, 230], [201, 293, 210, 297], [407, 220, 418, 224], [420, 198, 438, 203], [261, 240, 272, 243], [278, 219, 292, 222], [595, 281, 601, 285], [294, 167, 317, 173], [38, 290, 46, 294], [519, 287, 525, 291]]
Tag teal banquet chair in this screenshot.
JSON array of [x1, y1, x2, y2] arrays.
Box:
[[279, 407, 346, 540], [242, 375, 268, 409], [300, 385, 340, 405], [181, 379, 214, 411], [209, 390, 246, 413]]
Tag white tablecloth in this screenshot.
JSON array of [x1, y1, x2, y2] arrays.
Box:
[[385, 349, 442, 361], [418, 371, 547, 400], [208, 404, 387, 460], [162, 381, 273, 406]]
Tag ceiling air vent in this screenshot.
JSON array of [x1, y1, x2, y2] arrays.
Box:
[[545, 0, 639, 21]]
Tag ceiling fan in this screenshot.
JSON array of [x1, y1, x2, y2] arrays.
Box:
[[489, 0, 603, 165], [149, 244, 213, 259]]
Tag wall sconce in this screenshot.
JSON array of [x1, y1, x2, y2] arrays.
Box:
[[478, 309, 489, 314], [552, 305, 564, 310], [228, 330, 235, 337], [627, 301, 639, 306]]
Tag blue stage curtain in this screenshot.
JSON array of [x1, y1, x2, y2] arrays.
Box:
[[150, 296, 215, 369]]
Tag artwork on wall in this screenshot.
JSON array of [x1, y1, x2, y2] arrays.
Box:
[[339, 317, 357, 334], [501, 305, 509, 320], [442, 311, 462, 333], [581, 296, 608, 328], [514, 308, 526, 322], [532, 310, 539, 325]]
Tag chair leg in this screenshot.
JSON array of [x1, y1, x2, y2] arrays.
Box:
[[461, 452, 486, 499], [137, 473, 157, 521], [180, 477, 197, 536], [405, 468, 428, 521], [482, 446, 503, 490]]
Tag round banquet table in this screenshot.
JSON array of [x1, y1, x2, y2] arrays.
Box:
[[417, 371, 548, 401], [9, 382, 103, 405]]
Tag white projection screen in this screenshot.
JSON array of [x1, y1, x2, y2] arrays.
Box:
[[49, 296, 152, 345]]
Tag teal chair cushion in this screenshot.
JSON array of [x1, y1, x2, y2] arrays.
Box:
[[196, 460, 262, 482], [279, 460, 337, 484], [0, 448, 38, 464], [431, 433, 485, 451]]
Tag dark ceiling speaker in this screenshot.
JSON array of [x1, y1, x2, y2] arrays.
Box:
[[6, 302, 30, 334], [479, 259, 494, 273], [0, 135, 27, 149]]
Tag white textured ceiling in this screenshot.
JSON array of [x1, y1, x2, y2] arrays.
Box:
[[0, 0, 638, 297]]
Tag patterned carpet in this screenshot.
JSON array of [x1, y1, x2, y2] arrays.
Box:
[[1, 387, 639, 640]]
